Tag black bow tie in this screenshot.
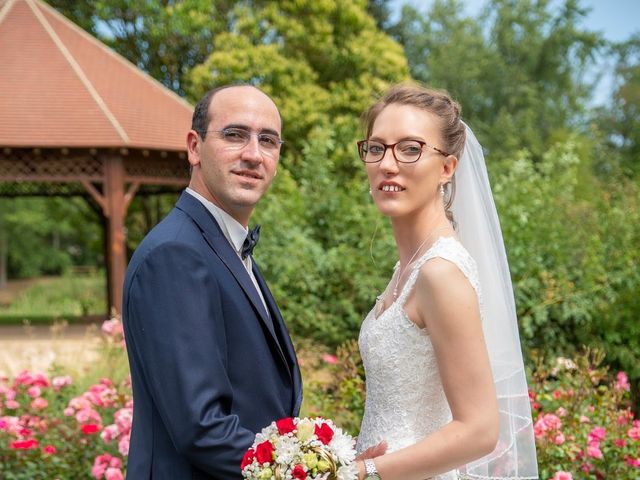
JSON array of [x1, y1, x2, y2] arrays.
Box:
[[241, 224, 261, 259]]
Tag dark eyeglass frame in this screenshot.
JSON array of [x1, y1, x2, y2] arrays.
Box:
[[198, 127, 284, 150], [357, 139, 450, 164]]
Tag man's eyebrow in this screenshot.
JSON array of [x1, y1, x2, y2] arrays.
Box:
[[223, 124, 281, 137]]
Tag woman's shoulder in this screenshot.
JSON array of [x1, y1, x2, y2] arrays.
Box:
[[417, 236, 480, 294]]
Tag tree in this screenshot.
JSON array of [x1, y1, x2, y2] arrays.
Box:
[[184, 0, 409, 344], [390, 0, 604, 160], [593, 34, 640, 175], [47, 0, 230, 95]]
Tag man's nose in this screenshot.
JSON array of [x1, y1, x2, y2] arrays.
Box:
[[241, 135, 263, 162]]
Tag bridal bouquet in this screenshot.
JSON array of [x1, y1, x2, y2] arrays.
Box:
[[241, 417, 358, 480]]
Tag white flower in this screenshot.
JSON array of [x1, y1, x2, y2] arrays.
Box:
[[329, 429, 356, 465], [337, 463, 359, 480], [274, 435, 302, 466]]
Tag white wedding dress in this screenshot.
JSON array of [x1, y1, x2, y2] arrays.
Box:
[[357, 236, 480, 480]]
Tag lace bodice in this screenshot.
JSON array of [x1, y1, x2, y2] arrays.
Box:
[[357, 237, 481, 480]]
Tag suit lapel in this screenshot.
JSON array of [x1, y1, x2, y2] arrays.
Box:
[[253, 262, 303, 414], [175, 193, 279, 347]]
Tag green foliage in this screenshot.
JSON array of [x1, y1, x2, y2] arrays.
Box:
[[29, 0, 640, 382], [0, 198, 102, 279], [0, 274, 106, 322], [592, 34, 640, 175], [183, 0, 406, 345], [492, 138, 640, 379], [299, 339, 365, 436], [391, 0, 605, 160]]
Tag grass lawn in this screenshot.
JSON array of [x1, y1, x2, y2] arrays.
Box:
[[0, 273, 107, 324]]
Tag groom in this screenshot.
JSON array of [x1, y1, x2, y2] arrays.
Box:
[[123, 84, 302, 479]]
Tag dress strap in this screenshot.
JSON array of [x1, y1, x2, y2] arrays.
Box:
[[396, 237, 480, 308]]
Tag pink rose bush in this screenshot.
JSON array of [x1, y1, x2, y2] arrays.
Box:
[[0, 317, 130, 479], [530, 348, 640, 479]]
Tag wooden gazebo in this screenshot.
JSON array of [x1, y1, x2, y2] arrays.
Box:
[[0, 0, 192, 313]]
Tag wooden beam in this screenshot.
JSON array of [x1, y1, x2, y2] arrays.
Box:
[[80, 180, 107, 215], [124, 181, 140, 213], [104, 155, 126, 314]]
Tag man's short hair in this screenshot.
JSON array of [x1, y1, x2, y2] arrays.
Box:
[[191, 82, 254, 140]]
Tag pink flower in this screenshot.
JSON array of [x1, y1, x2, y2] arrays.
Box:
[[556, 407, 567, 417], [581, 463, 594, 473], [321, 353, 338, 365], [26, 386, 42, 398], [43, 444, 56, 454], [552, 472, 573, 480], [117, 434, 130, 456], [5, 399, 19, 409], [63, 407, 74, 417], [618, 411, 632, 425], [579, 415, 590, 423], [101, 424, 120, 442], [588, 427, 606, 443], [101, 318, 124, 338], [628, 427, 640, 441], [624, 456, 640, 467], [587, 443, 603, 459], [114, 407, 133, 433], [615, 439, 627, 447], [92, 454, 122, 479], [552, 389, 562, 400], [104, 467, 124, 480], [615, 371, 631, 391], [553, 432, 566, 445], [76, 408, 102, 424], [52, 375, 73, 391], [30, 397, 48, 410]]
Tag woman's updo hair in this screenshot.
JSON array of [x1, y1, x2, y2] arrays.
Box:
[[362, 83, 466, 223]]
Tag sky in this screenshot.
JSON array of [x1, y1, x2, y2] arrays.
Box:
[[390, 0, 640, 104]]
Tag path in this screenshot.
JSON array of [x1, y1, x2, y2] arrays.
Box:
[[0, 323, 102, 377]]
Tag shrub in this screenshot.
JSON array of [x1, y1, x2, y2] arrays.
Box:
[[0, 317, 130, 479], [530, 348, 640, 479]]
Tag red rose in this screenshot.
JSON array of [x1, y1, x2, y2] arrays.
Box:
[[314, 422, 334, 445], [241, 448, 255, 469], [255, 440, 274, 464], [292, 464, 307, 479], [81, 423, 101, 435], [276, 417, 296, 435], [10, 438, 39, 450]]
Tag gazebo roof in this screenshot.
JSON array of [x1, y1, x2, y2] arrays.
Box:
[[0, 0, 193, 151]]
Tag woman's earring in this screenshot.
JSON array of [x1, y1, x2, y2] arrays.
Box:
[[439, 184, 445, 197], [369, 188, 372, 195]]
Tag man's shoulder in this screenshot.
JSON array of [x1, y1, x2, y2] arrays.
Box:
[[127, 207, 200, 270]]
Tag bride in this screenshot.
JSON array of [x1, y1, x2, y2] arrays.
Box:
[[354, 84, 538, 479]]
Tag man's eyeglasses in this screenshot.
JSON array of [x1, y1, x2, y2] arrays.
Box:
[[199, 127, 284, 155], [357, 139, 449, 164]]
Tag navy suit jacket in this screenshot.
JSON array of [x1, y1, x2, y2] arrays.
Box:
[[123, 192, 302, 479]]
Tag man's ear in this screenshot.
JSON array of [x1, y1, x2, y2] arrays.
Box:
[[186, 130, 201, 168], [440, 155, 458, 184]]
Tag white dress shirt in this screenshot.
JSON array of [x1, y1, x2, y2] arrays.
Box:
[[185, 188, 269, 314]]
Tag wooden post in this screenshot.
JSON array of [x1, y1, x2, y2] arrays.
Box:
[[0, 211, 7, 290], [104, 155, 126, 315]]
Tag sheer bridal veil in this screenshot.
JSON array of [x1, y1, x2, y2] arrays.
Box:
[[452, 124, 538, 479]]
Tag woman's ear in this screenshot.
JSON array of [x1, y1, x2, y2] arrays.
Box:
[[440, 155, 458, 184]]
